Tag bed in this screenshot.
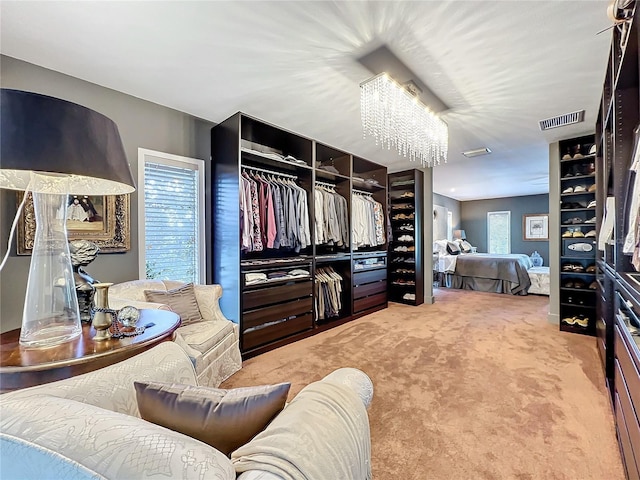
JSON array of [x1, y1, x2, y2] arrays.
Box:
[[434, 240, 535, 295]]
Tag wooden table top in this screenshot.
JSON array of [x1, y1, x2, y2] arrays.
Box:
[[0, 309, 180, 392]]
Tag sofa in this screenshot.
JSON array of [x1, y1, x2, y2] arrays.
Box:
[[0, 341, 374, 479], [109, 279, 242, 387]]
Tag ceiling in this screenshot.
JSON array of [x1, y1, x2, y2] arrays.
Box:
[[0, 1, 613, 201]]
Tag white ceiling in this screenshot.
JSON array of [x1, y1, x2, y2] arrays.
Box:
[[0, 1, 612, 201]]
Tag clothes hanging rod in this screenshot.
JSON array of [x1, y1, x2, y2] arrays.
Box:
[[242, 165, 297, 179], [353, 189, 373, 196], [315, 180, 336, 188]]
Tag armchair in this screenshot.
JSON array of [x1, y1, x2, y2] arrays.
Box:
[[109, 280, 242, 387]]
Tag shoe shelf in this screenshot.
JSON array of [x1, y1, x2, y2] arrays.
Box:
[[387, 169, 424, 306], [559, 134, 598, 337]]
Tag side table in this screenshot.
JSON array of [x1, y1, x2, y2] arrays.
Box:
[[0, 309, 180, 393]]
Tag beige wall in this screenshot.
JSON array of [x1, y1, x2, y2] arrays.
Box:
[[0, 56, 214, 332]]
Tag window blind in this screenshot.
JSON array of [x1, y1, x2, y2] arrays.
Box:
[[143, 161, 200, 283]]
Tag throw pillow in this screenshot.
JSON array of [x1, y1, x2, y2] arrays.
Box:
[[144, 282, 202, 325], [459, 240, 473, 253], [134, 381, 291, 456], [446, 241, 461, 255]]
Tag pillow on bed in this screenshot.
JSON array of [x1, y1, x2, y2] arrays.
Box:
[[458, 239, 474, 253], [446, 241, 461, 255], [433, 240, 449, 255]]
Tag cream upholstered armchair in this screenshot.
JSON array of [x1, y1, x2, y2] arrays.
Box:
[[109, 279, 242, 387]]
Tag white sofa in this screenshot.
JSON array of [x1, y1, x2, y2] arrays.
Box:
[[0, 341, 374, 480], [109, 279, 242, 387]]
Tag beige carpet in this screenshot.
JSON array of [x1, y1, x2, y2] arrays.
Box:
[[222, 289, 624, 480]]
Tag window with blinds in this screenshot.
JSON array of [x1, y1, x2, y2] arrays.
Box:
[[139, 150, 205, 284], [487, 211, 511, 254]]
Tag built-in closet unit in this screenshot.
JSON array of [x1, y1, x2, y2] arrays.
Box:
[[211, 113, 388, 358], [595, 4, 640, 480], [387, 169, 424, 305], [558, 134, 598, 336]]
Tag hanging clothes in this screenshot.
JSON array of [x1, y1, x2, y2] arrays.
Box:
[[314, 266, 344, 320], [352, 192, 385, 250], [314, 184, 349, 248], [240, 169, 310, 254]]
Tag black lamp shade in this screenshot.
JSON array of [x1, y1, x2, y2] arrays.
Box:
[[0, 89, 135, 194]]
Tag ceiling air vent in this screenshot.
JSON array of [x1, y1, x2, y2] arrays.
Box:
[[538, 110, 585, 131]]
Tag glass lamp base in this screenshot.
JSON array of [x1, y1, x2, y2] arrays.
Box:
[[20, 177, 82, 348]]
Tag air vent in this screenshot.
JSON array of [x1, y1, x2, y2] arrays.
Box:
[[538, 110, 585, 131]]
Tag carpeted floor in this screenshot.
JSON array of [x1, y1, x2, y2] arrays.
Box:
[[221, 289, 624, 480]]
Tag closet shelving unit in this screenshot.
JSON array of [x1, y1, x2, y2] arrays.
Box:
[[387, 169, 424, 306], [595, 4, 640, 478], [558, 134, 598, 336], [212, 113, 388, 358]]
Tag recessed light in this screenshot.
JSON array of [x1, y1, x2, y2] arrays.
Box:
[[462, 147, 492, 158]]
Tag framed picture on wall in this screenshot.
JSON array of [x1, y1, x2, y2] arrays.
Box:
[[16, 192, 131, 255], [523, 213, 549, 241]]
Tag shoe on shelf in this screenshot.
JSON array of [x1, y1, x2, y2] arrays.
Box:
[[573, 145, 583, 159], [585, 230, 596, 238], [562, 263, 576, 272], [572, 264, 586, 273], [589, 144, 596, 155], [573, 279, 586, 288], [573, 230, 585, 238], [574, 315, 589, 327], [587, 200, 597, 208], [588, 183, 597, 192], [568, 217, 584, 224], [588, 281, 598, 290], [562, 316, 577, 325], [562, 230, 574, 238], [563, 280, 575, 288], [585, 216, 597, 223], [568, 242, 593, 252], [562, 186, 574, 194], [573, 185, 587, 193], [586, 264, 596, 273]]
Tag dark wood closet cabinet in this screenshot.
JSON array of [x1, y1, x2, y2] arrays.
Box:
[[594, 4, 640, 479], [211, 112, 388, 358]]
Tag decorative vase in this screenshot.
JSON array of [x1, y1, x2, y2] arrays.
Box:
[[531, 251, 543, 267], [92, 282, 115, 341]]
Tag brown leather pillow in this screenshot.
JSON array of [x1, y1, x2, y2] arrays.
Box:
[[144, 282, 202, 325], [134, 381, 291, 456]]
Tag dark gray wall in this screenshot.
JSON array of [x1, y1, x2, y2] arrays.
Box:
[[0, 56, 215, 332], [433, 193, 461, 230], [460, 194, 550, 265]]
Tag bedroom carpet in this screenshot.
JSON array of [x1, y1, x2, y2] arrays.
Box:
[[221, 289, 623, 480]]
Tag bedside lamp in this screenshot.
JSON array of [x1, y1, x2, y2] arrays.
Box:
[[0, 89, 135, 347], [453, 229, 466, 240]]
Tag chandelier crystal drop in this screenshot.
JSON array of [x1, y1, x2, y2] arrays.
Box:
[[360, 73, 448, 168]]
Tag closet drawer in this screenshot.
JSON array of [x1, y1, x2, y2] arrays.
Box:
[[353, 268, 386, 286], [243, 297, 313, 331], [243, 313, 313, 351], [616, 359, 640, 462], [243, 280, 312, 310], [354, 280, 387, 300], [615, 325, 640, 411], [354, 292, 387, 313], [615, 393, 640, 480]]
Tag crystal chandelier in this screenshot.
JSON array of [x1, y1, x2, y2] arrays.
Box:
[[360, 73, 448, 167]]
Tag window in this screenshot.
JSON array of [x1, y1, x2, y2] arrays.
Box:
[[487, 211, 511, 254], [138, 149, 205, 284]]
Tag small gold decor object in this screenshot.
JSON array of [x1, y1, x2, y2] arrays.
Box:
[[91, 282, 115, 341]]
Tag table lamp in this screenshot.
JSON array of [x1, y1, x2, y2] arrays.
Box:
[[0, 89, 135, 347], [453, 229, 466, 240]]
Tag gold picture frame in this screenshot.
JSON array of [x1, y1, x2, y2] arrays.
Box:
[[523, 213, 549, 241], [16, 192, 131, 255]]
